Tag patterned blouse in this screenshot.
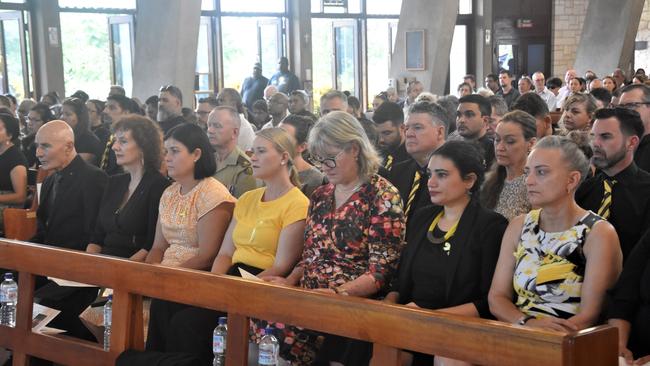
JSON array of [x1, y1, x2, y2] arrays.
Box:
[[494, 174, 531, 220], [158, 177, 236, 267], [513, 209, 601, 319], [299, 174, 406, 291]]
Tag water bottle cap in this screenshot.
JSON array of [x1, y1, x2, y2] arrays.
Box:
[[264, 327, 273, 335], [3, 273, 12, 280], [107, 294, 113, 300], [218, 316, 227, 325]]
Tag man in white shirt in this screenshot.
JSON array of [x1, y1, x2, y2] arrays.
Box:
[[532, 72, 558, 111], [555, 69, 577, 110]]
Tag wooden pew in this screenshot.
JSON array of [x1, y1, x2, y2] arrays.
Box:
[[3, 169, 49, 241], [0, 240, 618, 366]]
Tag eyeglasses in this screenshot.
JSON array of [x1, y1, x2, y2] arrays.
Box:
[[618, 102, 650, 110], [313, 150, 344, 169]]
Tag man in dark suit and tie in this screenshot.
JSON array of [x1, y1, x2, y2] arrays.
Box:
[[31, 120, 108, 341], [389, 102, 448, 223]]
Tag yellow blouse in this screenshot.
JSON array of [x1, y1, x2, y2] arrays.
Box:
[[159, 177, 236, 267], [231, 187, 309, 270]]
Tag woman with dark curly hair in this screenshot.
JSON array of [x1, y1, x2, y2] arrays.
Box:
[[61, 97, 104, 165], [86, 115, 169, 260]]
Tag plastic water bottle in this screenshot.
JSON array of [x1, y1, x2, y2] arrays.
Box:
[[258, 326, 279, 365], [213, 316, 227, 366], [0, 273, 17, 327], [103, 295, 112, 351]]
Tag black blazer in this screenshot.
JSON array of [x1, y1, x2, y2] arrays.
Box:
[[33, 155, 108, 251], [391, 199, 508, 319], [388, 158, 431, 221]]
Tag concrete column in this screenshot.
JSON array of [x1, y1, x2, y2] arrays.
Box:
[[288, 0, 311, 92], [132, 0, 201, 107], [389, 0, 458, 95], [573, 0, 645, 78], [29, 0, 64, 99], [476, 0, 493, 82]]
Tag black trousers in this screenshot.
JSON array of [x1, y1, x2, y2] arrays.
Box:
[[33, 281, 99, 341], [142, 263, 263, 361]]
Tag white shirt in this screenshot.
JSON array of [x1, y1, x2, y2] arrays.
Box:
[[556, 86, 571, 110], [537, 87, 558, 111], [237, 114, 255, 152]]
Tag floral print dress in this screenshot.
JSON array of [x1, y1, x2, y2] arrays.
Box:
[[269, 174, 405, 364]]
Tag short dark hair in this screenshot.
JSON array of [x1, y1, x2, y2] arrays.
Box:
[[574, 77, 587, 88], [145, 95, 159, 106], [0, 95, 11, 108], [62, 97, 90, 133], [159, 84, 183, 105], [546, 77, 563, 90], [164, 123, 216, 179], [107, 94, 140, 113], [87, 99, 105, 115], [620, 83, 650, 102], [589, 88, 612, 108], [3, 94, 16, 107], [280, 114, 314, 145], [114, 115, 164, 172], [347, 96, 361, 111], [372, 101, 404, 126], [0, 113, 21, 144], [511, 92, 549, 118], [485, 73, 498, 82], [70, 90, 89, 103], [593, 107, 644, 139], [463, 74, 476, 83], [431, 140, 485, 194], [459, 94, 491, 117], [30, 102, 55, 122], [498, 70, 512, 78], [198, 96, 219, 108], [252, 99, 268, 112]]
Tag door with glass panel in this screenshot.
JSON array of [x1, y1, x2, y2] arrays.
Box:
[[332, 20, 358, 95], [257, 18, 283, 79], [0, 10, 30, 100], [108, 15, 134, 94]]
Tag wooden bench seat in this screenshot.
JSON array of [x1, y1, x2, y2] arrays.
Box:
[[0, 240, 618, 366]]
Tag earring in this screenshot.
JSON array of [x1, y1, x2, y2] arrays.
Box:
[[281, 161, 285, 165]]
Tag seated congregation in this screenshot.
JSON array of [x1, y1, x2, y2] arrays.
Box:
[[1, 72, 650, 366]]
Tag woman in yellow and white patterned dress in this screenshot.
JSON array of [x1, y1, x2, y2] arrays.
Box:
[[488, 136, 622, 332]]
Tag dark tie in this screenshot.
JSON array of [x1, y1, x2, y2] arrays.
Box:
[[47, 173, 62, 225], [100, 134, 115, 171], [597, 178, 616, 219], [384, 155, 394, 171], [404, 170, 421, 219]]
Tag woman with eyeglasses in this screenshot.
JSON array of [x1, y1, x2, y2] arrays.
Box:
[[385, 141, 508, 366], [264, 111, 405, 365], [61, 97, 104, 166]]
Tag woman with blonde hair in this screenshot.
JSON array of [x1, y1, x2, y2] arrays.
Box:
[[265, 111, 405, 364]]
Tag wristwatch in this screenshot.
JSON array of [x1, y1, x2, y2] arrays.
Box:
[[516, 314, 535, 325]]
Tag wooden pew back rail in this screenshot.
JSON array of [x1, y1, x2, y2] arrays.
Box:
[[0, 240, 618, 366]]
